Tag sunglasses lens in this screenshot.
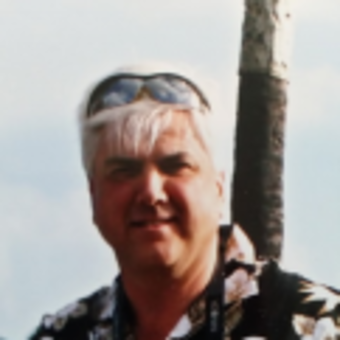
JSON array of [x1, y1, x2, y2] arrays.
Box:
[[103, 78, 143, 106], [147, 77, 201, 108], [88, 78, 143, 115]]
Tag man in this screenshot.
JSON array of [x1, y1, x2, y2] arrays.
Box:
[[30, 64, 340, 340]]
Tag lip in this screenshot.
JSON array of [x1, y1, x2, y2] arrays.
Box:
[[129, 217, 177, 229]]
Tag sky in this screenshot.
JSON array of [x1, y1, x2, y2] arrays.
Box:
[[0, 0, 340, 338]]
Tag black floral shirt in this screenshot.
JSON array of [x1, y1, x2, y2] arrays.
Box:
[[29, 226, 340, 340]]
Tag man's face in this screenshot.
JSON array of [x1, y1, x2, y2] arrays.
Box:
[[90, 112, 224, 276]]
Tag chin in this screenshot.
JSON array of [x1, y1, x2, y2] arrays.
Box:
[[137, 243, 180, 270]]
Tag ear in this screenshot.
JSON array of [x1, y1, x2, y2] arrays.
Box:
[[215, 170, 226, 219], [216, 170, 225, 198], [88, 178, 98, 226]]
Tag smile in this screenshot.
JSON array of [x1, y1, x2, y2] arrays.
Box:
[[130, 217, 177, 228]]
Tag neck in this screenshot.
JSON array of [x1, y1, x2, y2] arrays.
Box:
[[121, 235, 219, 340]]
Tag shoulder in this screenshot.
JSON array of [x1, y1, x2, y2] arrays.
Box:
[[223, 225, 340, 338], [259, 261, 340, 338], [29, 285, 116, 340]]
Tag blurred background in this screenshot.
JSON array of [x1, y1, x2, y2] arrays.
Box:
[[0, 0, 339, 338]]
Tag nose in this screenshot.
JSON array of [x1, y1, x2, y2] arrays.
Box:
[[135, 166, 168, 206]]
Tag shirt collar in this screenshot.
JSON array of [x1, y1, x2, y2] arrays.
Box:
[[168, 224, 261, 338], [108, 224, 263, 339]]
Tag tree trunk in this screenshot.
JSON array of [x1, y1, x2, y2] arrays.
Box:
[[231, 0, 292, 260]]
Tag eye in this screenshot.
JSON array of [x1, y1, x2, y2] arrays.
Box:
[[160, 157, 195, 175], [107, 163, 141, 181]]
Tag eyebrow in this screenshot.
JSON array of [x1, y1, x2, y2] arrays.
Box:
[[157, 152, 197, 169], [158, 152, 189, 162], [105, 157, 142, 167], [105, 153, 191, 165]]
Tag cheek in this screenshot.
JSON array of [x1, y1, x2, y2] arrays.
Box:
[[171, 178, 219, 223], [186, 178, 222, 223], [92, 184, 135, 250], [92, 181, 131, 229]]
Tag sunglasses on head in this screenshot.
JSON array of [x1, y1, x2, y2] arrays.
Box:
[[86, 73, 211, 117]]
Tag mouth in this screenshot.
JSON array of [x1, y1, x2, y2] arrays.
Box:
[[130, 217, 177, 228]]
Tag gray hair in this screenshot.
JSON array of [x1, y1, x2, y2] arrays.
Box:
[[78, 64, 220, 177]]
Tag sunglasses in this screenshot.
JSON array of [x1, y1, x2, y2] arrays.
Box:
[[86, 73, 211, 117]]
